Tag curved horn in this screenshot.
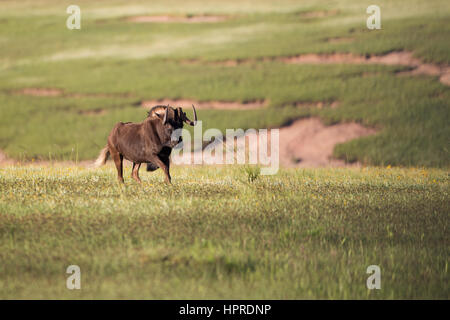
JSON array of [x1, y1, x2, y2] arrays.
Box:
[[163, 106, 169, 124], [191, 104, 197, 126]]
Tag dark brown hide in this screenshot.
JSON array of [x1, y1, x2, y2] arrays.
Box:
[[94, 105, 197, 184]]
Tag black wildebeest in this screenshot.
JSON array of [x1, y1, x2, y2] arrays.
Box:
[[94, 105, 197, 184]]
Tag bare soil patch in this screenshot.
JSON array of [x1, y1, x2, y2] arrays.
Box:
[[17, 88, 63, 97], [184, 51, 419, 66], [396, 64, 440, 77], [180, 58, 241, 67], [126, 15, 229, 23], [13, 88, 133, 99], [277, 118, 376, 167], [141, 99, 266, 110], [439, 67, 450, 86], [283, 51, 449, 85], [184, 51, 448, 86], [281, 51, 420, 65], [194, 117, 376, 168]]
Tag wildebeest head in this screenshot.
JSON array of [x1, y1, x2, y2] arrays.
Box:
[[148, 104, 198, 147], [149, 104, 197, 126]]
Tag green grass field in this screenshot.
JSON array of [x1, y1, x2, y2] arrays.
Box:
[[0, 165, 448, 299], [0, 0, 449, 300], [0, 0, 449, 166]]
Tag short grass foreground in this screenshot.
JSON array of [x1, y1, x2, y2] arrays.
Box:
[[0, 0, 449, 167], [0, 165, 448, 299]]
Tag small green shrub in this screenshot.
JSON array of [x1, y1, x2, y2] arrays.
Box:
[[243, 165, 261, 183]]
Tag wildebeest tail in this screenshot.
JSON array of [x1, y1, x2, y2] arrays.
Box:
[[94, 145, 110, 167]]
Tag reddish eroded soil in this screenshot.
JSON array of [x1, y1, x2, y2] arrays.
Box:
[[281, 51, 418, 65], [281, 52, 449, 85], [197, 117, 376, 168], [18, 88, 62, 97], [13, 88, 132, 99], [439, 67, 450, 86], [182, 50, 429, 66], [181, 51, 450, 86], [277, 118, 376, 167], [141, 99, 267, 110], [126, 15, 229, 23]]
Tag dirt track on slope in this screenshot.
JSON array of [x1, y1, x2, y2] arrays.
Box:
[[12, 88, 132, 98], [182, 51, 450, 86], [283, 51, 449, 83]]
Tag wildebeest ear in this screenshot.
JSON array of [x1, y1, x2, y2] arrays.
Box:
[[154, 112, 163, 119]]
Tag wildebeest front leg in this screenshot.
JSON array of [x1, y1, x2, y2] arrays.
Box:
[[153, 155, 171, 184], [131, 162, 142, 183]]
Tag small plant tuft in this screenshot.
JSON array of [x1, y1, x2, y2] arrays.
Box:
[[243, 165, 260, 183]]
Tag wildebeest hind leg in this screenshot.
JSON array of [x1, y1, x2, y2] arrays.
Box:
[[111, 151, 124, 183], [131, 162, 142, 183]]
